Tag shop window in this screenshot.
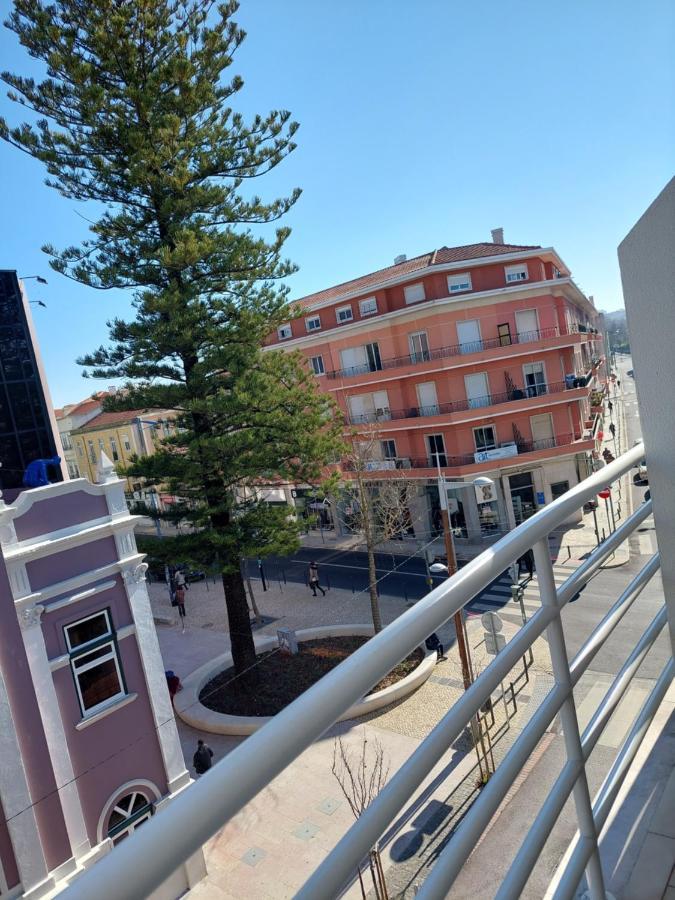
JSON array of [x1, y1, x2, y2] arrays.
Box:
[[551, 480, 570, 500]]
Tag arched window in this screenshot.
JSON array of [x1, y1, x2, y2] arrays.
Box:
[[107, 791, 153, 845]]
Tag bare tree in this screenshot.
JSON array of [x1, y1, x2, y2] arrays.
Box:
[[342, 427, 419, 633], [332, 734, 391, 899]]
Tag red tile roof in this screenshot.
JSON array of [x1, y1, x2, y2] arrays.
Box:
[[73, 409, 166, 433], [294, 242, 541, 308]]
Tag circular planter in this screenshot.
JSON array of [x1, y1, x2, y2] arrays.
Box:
[[175, 624, 436, 735]]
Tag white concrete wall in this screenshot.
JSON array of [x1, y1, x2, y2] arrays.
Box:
[[618, 177, 675, 655]]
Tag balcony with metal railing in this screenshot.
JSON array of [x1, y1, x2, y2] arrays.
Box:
[[345, 379, 591, 428], [342, 430, 593, 476], [327, 325, 601, 381], [62, 441, 673, 900]]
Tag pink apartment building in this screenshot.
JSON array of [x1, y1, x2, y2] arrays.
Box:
[[268, 235, 605, 544]]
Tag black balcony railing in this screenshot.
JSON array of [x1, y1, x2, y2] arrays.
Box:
[[327, 326, 565, 379], [345, 379, 587, 426], [343, 431, 586, 473]]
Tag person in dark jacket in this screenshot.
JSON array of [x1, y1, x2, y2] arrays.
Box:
[[425, 632, 445, 661], [308, 561, 326, 596], [193, 739, 214, 776], [165, 670, 182, 704]]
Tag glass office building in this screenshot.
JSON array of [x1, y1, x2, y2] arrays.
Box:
[[0, 270, 62, 489]]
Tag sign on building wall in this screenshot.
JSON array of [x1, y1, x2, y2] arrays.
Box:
[[475, 482, 498, 505]]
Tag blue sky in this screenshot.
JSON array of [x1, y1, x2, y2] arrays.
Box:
[[0, 0, 673, 406]]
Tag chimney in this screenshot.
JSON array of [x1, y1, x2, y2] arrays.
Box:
[[394, 254, 407, 265], [491, 228, 504, 245]]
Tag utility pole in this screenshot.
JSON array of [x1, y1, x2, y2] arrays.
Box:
[[438, 478, 473, 690]]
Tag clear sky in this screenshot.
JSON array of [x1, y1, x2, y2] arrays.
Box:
[[0, 0, 673, 406]]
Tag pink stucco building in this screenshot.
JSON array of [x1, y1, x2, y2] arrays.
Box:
[[0, 459, 204, 898], [269, 235, 605, 541]]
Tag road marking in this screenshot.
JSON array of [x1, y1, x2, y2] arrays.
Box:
[[638, 533, 653, 555], [575, 683, 609, 733]]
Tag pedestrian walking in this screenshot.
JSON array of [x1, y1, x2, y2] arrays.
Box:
[[165, 670, 182, 704], [609, 422, 616, 438], [175, 583, 187, 630], [425, 632, 445, 661], [193, 739, 213, 777], [518, 548, 535, 579], [308, 561, 326, 597], [608, 399, 613, 414], [174, 569, 187, 589]]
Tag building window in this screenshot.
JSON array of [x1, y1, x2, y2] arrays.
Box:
[[109, 437, 119, 462], [551, 480, 570, 500], [447, 273, 472, 293], [61, 432, 72, 450], [67, 462, 80, 478], [404, 282, 425, 304], [87, 440, 97, 463], [359, 297, 378, 316], [381, 439, 397, 460], [409, 331, 430, 363], [365, 342, 382, 372], [473, 426, 497, 452], [336, 305, 353, 324], [107, 792, 154, 846], [310, 355, 325, 376], [426, 433, 447, 467], [505, 263, 529, 283], [65, 610, 126, 717], [305, 315, 321, 332], [122, 434, 131, 452], [277, 323, 292, 340], [76, 442, 84, 458]]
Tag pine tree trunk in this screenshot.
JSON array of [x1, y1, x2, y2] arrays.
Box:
[[222, 569, 259, 685]]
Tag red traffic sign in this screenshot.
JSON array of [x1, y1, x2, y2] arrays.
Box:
[[598, 489, 611, 500]]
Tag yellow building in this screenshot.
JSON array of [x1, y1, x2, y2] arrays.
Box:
[[71, 408, 174, 496]]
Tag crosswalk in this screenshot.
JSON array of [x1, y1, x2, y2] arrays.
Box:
[[466, 564, 573, 623]]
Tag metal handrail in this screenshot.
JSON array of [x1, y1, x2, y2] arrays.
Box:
[[345, 380, 587, 425], [62, 443, 665, 900]]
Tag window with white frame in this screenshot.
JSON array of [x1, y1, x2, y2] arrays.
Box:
[[380, 439, 397, 460], [107, 791, 154, 845], [67, 462, 80, 478], [305, 315, 321, 332], [505, 263, 529, 283], [447, 272, 472, 293], [473, 426, 497, 452], [87, 440, 96, 463], [336, 305, 353, 324], [310, 355, 325, 376], [359, 296, 378, 316], [122, 434, 131, 452], [277, 323, 293, 340], [76, 442, 84, 458], [65, 610, 126, 716], [61, 431, 72, 450], [404, 282, 425, 304]]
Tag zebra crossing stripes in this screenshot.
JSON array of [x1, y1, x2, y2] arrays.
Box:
[[467, 566, 573, 617]]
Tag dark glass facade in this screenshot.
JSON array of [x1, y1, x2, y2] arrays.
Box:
[[0, 271, 61, 488]]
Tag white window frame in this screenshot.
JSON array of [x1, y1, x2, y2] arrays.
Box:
[[404, 282, 426, 304], [277, 323, 293, 340], [122, 434, 131, 452], [447, 272, 472, 293], [109, 436, 119, 462], [310, 355, 325, 376], [61, 431, 72, 450], [305, 315, 321, 332], [523, 360, 547, 396], [409, 331, 430, 363], [473, 425, 497, 452], [65, 610, 126, 717], [76, 442, 84, 458], [359, 297, 378, 316], [107, 791, 154, 845], [336, 305, 354, 324], [87, 440, 96, 464], [380, 439, 397, 460], [505, 263, 529, 283]]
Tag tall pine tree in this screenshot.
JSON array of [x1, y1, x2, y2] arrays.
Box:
[[1, 0, 343, 680]]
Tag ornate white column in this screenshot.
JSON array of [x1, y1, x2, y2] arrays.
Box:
[[18, 604, 91, 863], [97, 459, 190, 794]]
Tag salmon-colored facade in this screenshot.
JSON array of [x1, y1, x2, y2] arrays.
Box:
[[269, 240, 606, 542]]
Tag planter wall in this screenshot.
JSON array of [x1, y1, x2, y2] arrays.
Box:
[[175, 624, 436, 736]]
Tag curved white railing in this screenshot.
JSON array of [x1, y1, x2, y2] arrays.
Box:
[[62, 442, 672, 900]]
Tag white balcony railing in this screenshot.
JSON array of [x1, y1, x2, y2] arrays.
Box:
[[63, 441, 672, 900]]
